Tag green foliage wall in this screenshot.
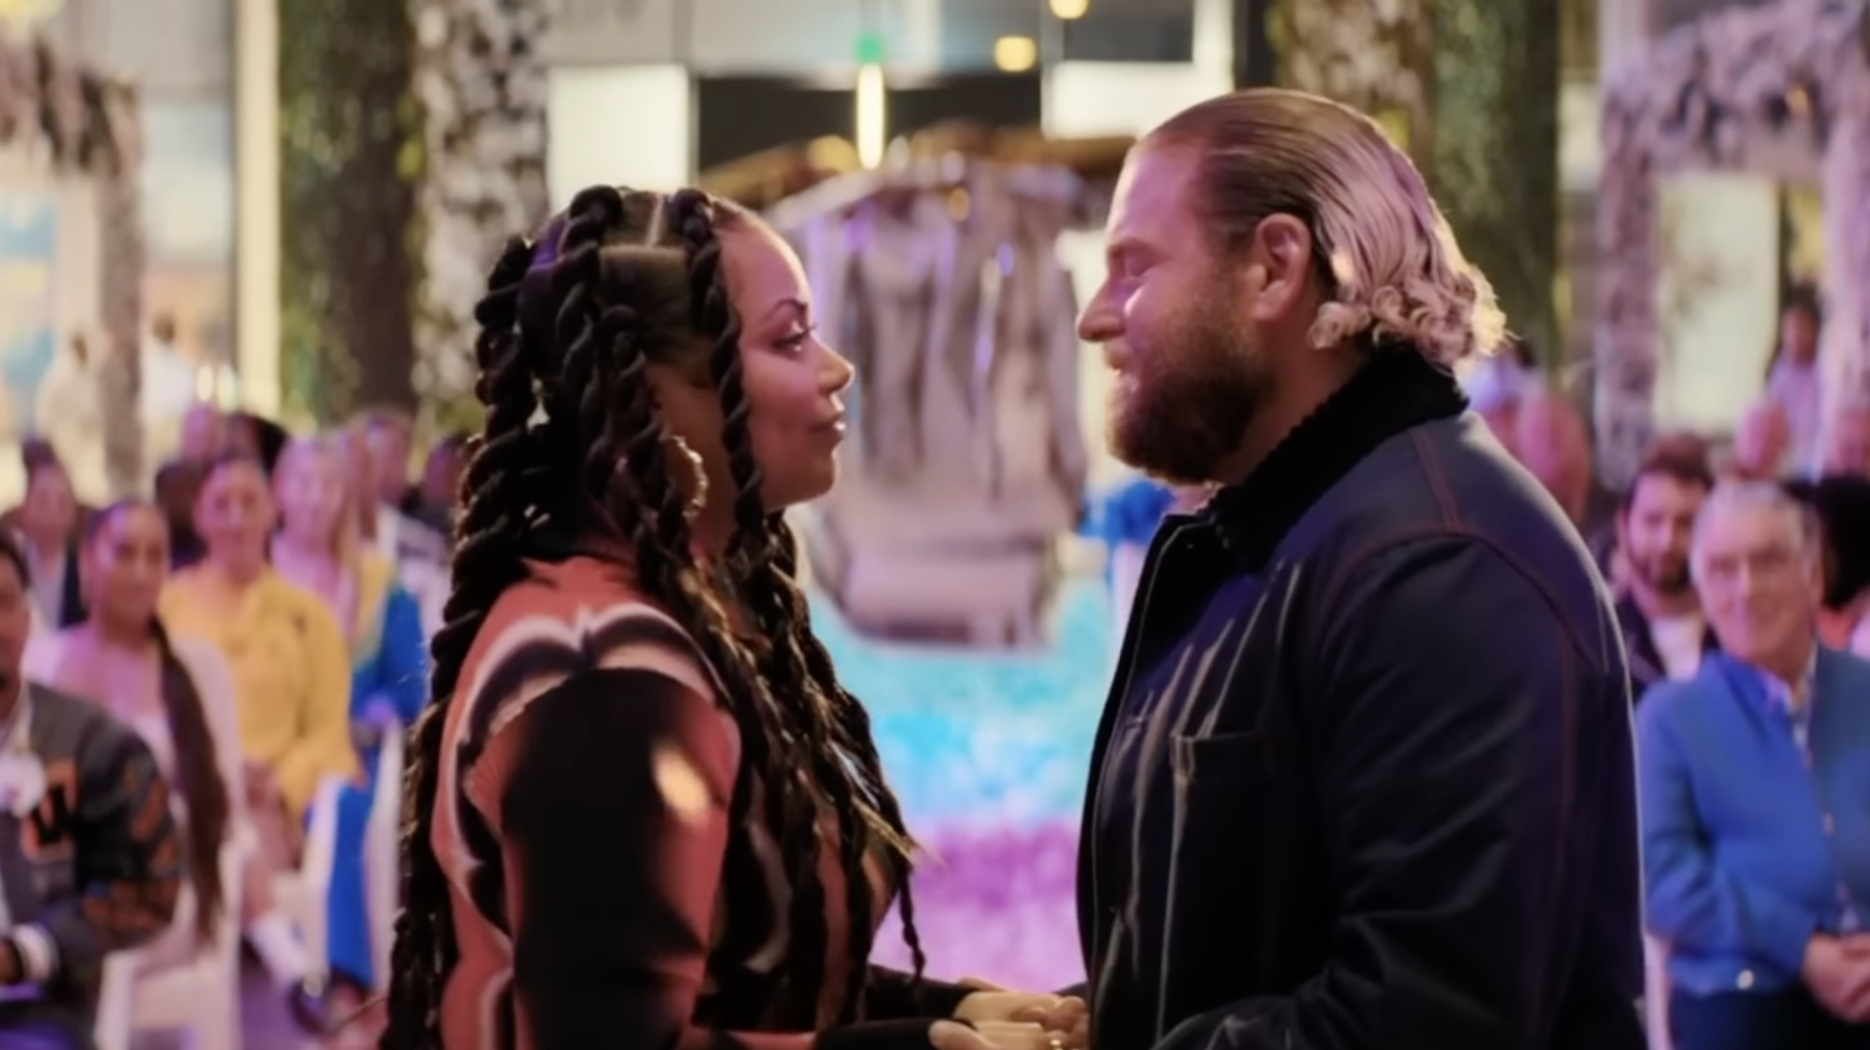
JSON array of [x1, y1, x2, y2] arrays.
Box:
[[1267, 0, 1562, 360], [1429, 0, 1562, 359], [278, 0, 422, 423]]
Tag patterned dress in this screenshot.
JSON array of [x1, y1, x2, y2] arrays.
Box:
[[431, 554, 967, 1050]]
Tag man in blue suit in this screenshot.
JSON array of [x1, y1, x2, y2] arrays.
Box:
[[1640, 480, 1870, 1049]]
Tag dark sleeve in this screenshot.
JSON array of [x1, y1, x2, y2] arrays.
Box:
[[14, 715, 183, 982], [862, 966, 973, 1020], [491, 668, 941, 1050], [1155, 536, 1603, 1050]]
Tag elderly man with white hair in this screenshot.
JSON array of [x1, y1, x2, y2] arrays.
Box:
[[1639, 481, 1870, 1050]]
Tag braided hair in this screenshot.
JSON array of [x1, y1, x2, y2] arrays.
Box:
[[384, 186, 924, 1048]]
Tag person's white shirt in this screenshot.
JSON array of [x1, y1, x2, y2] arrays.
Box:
[[1648, 612, 1708, 681]]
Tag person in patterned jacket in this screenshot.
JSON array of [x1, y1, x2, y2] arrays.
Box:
[[0, 529, 182, 1048]]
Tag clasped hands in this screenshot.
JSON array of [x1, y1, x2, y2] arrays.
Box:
[[929, 976, 1089, 1050], [1804, 933, 1870, 1022]]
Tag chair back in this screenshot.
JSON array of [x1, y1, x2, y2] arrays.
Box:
[[365, 720, 407, 988]]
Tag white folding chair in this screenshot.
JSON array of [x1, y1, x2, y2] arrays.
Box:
[[363, 722, 406, 988], [271, 773, 349, 975], [95, 841, 246, 1050]]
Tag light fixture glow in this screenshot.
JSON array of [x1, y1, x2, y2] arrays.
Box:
[[855, 63, 887, 169], [1049, 0, 1089, 20], [993, 35, 1038, 73], [0, 0, 65, 25]]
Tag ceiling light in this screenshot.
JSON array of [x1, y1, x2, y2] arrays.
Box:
[[0, 0, 64, 24], [1049, 0, 1090, 20], [994, 35, 1038, 73]]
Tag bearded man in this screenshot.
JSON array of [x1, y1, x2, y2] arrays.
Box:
[[1616, 439, 1719, 697], [1069, 89, 1645, 1050]]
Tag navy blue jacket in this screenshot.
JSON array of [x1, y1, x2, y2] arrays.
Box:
[[1077, 352, 1646, 1050]]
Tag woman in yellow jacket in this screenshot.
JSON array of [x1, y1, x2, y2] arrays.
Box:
[[160, 452, 357, 1032]]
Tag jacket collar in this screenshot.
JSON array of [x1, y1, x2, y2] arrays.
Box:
[[1200, 349, 1468, 569]]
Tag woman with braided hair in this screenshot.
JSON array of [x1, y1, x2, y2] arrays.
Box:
[[383, 185, 1086, 1050]]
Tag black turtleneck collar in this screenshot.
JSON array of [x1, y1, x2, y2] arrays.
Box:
[[1201, 349, 1469, 569]]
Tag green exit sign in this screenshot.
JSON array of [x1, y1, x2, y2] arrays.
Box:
[[855, 31, 886, 64]]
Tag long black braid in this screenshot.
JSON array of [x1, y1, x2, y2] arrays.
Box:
[[667, 190, 927, 1022], [383, 234, 538, 1050]]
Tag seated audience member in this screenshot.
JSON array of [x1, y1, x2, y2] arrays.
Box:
[[352, 407, 421, 515], [225, 413, 290, 478], [26, 500, 243, 977], [413, 431, 469, 535], [1, 440, 79, 536], [1617, 438, 1719, 697], [1512, 386, 1594, 527], [0, 531, 182, 1048], [1728, 400, 1792, 482], [1639, 481, 1870, 1050], [175, 402, 226, 466], [1786, 475, 1870, 657], [270, 437, 428, 1016], [158, 455, 357, 1029], [13, 459, 87, 630], [152, 461, 208, 570], [339, 426, 447, 636]]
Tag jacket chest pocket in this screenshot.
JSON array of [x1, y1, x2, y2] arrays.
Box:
[[1165, 729, 1319, 998], [1170, 730, 1288, 875]]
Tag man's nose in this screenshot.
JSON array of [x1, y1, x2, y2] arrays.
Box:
[[1078, 282, 1121, 344]]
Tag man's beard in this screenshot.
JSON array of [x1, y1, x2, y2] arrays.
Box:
[[1635, 552, 1692, 597], [1108, 298, 1271, 485]]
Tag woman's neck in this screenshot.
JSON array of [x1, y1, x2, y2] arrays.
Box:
[[209, 556, 266, 588], [76, 616, 156, 655], [273, 531, 337, 568]]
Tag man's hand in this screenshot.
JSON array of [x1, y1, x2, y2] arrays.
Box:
[[1803, 934, 1870, 1021], [955, 977, 1089, 1049], [930, 1021, 1065, 1050]]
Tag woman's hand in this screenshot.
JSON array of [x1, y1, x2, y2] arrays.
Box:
[[953, 978, 1088, 1050], [929, 1021, 1063, 1050]]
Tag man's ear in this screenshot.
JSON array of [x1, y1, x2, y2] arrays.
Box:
[[1243, 214, 1316, 325]]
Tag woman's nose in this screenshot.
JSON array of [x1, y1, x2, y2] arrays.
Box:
[[822, 346, 856, 395]]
